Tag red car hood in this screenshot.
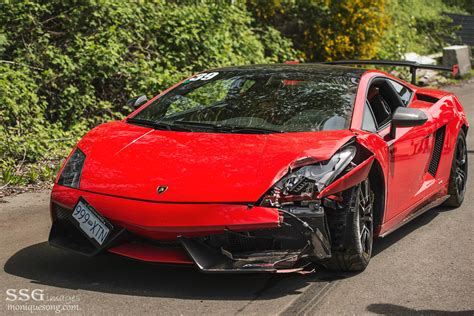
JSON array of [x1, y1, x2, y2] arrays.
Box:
[[77, 121, 355, 202]]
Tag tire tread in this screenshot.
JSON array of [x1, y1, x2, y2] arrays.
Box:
[[444, 130, 467, 207], [323, 182, 372, 272]]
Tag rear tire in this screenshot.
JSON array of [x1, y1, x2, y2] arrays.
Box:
[[444, 129, 468, 207], [323, 178, 375, 272]]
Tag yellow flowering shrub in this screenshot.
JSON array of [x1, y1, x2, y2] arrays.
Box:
[[247, 0, 387, 61]]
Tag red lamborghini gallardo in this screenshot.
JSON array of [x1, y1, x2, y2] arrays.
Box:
[[49, 62, 468, 273]]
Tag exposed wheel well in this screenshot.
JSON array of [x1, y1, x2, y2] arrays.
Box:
[[368, 158, 385, 234]]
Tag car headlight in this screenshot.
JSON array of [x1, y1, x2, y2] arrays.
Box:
[[260, 146, 356, 206], [57, 148, 86, 188]]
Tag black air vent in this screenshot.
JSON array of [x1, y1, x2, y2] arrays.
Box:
[[428, 126, 446, 177], [417, 93, 439, 104]]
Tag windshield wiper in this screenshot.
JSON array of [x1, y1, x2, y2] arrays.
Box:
[[127, 117, 192, 131], [174, 121, 283, 134], [173, 120, 220, 130], [127, 117, 158, 127], [224, 126, 284, 134]]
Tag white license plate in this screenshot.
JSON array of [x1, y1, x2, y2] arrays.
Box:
[[71, 199, 111, 246]]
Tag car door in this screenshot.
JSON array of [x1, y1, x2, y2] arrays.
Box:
[[364, 78, 432, 222]]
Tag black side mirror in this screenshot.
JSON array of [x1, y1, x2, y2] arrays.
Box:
[[390, 107, 428, 138], [127, 95, 148, 108]]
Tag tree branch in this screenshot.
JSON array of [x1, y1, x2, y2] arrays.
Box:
[[0, 60, 44, 71]]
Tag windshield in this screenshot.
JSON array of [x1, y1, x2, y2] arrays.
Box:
[[130, 69, 360, 133]]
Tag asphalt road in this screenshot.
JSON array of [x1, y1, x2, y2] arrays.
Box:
[[1, 81, 473, 315]]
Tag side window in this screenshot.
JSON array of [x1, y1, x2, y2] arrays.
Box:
[[367, 85, 392, 128], [362, 101, 377, 132], [387, 80, 413, 106]]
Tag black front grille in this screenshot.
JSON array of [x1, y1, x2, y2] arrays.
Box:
[[52, 203, 71, 220], [428, 126, 446, 177], [49, 202, 127, 256]]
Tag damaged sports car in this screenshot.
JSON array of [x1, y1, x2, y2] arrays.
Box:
[[49, 62, 468, 273]]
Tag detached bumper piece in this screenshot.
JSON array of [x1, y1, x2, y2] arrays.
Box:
[[178, 204, 332, 273], [179, 237, 310, 273]]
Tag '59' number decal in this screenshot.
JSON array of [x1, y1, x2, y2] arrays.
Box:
[[188, 72, 219, 81]]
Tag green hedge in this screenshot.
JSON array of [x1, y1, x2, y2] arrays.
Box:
[[377, 0, 461, 58], [0, 0, 299, 184]]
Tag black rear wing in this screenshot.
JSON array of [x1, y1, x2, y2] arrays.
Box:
[[319, 60, 458, 84]]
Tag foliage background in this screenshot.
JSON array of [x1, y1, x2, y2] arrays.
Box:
[[0, 0, 470, 187]]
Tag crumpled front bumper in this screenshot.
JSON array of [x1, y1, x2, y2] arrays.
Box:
[[49, 184, 330, 273]]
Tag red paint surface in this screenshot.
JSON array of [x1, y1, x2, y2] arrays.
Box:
[[52, 184, 281, 239], [76, 124, 354, 203], [351, 71, 468, 234], [317, 155, 374, 198]]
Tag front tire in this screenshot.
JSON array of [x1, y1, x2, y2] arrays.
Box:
[[323, 178, 375, 271], [444, 129, 468, 207]]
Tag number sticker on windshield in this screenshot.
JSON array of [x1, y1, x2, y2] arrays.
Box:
[[188, 72, 219, 82]]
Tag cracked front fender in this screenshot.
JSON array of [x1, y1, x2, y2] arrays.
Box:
[[317, 155, 375, 198]]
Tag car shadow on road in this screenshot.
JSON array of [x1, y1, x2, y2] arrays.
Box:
[[367, 303, 473, 315], [3, 241, 340, 300], [372, 205, 451, 257], [3, 206, 451, 300]]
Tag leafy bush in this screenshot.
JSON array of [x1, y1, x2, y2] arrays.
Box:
[[442, 0, 474, 14], [0, 0, 299, 185], [377, 0, 460, 58]]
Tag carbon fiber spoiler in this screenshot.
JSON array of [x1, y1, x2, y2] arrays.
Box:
[[318, 60, 458, 84]]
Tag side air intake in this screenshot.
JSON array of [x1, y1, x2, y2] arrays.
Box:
[[428, 125, 446, 177]]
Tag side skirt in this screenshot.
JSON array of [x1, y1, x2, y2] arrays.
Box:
[[379, 195, 449, 238]]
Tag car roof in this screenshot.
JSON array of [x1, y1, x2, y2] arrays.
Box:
[[207, 63, 367, 78]]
